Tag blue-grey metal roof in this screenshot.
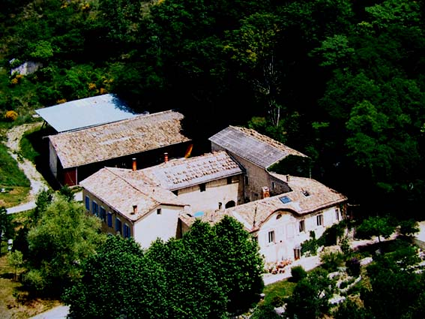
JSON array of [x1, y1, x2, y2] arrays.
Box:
[[35, 94, 136, 132]]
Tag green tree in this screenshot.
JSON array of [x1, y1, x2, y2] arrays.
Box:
[[7, 250, 23, 281], [147, 238, 228, 318], [362, 255, 425, 319], [0, 206, 14, 256], [398, 219, 419, 238], [182, 216, 264, 313], [25, 196, 106, 296], [355, 216, 396, 245], [285, 268, 334, 319], [64, 236, 167, 319]]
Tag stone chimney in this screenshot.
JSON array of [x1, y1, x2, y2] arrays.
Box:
[[132, 205, 138, 215], [262, 186, 270, 199], [164, 152, 169, 163], [132, 158, 137, 171]]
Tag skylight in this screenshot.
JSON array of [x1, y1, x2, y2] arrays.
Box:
[[279, 196, 291, 204]]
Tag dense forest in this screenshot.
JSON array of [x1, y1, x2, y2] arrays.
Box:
[[1, 0, 424, 220]]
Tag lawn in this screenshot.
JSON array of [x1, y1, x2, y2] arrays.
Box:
[[262, 278, 297, 306], [0, 143, 30, 208]]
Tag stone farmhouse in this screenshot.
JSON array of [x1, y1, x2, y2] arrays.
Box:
[[80, 151, 244, 248], [43, 108, 192, 186], [80, 125, 348, 264]]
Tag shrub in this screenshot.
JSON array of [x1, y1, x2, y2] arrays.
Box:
[[4, 110, 18, 121], [301, 231, 319, 256], [346, 257, 361, 277], [270, 295, 284, 307], [320, 251, 345, 272], [291, 265, 307, 283]]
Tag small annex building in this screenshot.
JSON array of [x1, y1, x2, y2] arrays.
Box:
[[47, 109, 192, 186], [209, 126, 308, 202], [80, 151, 244, 248]]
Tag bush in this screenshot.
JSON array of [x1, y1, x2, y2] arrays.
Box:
[[320, 251, 345, 272], [346, 257, 361, 277], [4, 110, 18, 121], [270, 295, 284, 307], [301, 231, 319, 256], [291, 265, 307, 283]]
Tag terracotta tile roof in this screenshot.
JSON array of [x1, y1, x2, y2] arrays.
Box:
[[138, 151, 243, 191], [198, 175, 347, 232], [208, 126, 307, 169], [49, 110, 191, 169], [80, 167, 186, 222]]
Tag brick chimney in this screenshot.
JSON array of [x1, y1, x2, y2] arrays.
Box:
[[132, 158, 137, 171], [132, 204, 138, 215], [164, 152, 169, 163], [262, 186, 270, 199]]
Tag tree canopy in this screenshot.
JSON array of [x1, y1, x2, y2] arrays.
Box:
[[24, 194, 106, 295], [1, 0, 425, 220], [64, 215, 264, 318]]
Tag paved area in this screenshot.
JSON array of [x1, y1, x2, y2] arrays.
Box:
[[263, 255, 322, 285], [30, 305, 69, 319]]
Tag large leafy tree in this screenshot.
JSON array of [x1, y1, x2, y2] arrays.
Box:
[[285, 268, 335, 319], [25, 195, 106, 295], [64, 235, 167, 319], [65, 216, 264, 318], [146, 238, 228, 318], [355, 215, 396, 245], [362, 251, 425, 319], [182, 216, 265, 312]]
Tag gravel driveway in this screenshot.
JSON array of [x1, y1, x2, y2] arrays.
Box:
[[5, 122, 50, 214]]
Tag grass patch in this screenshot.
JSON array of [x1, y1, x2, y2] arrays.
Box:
[[0, 143, 30, 187], [0, 142, 30, 207], [262, 279, 296, 306], [19, 126, 41, 164], [0, 186, 30, 208]]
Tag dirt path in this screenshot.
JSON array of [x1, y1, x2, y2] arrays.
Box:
[[5, 122, 50, 214]]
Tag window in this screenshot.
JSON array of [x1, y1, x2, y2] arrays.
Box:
[[299, 220, 305, 232], [335, 208, 340, 221], [85, 196, 90, 211], [227, 177, 232, 184], [245, 176, 249, 185], [107, 212, 113, 227], [100, 207, 106, 222], [92, 202, 99, 217], [123, 224, 131, 238], [200, 183, 206, 192], [272, 182, 275, 190], [317, 214, 323, 226], [157, 208, 162, 215], [268, 231, 275, 243], [115, 218, 122, 234]]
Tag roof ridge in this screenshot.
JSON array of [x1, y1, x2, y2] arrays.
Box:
[[104, 167, 160, 205]]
